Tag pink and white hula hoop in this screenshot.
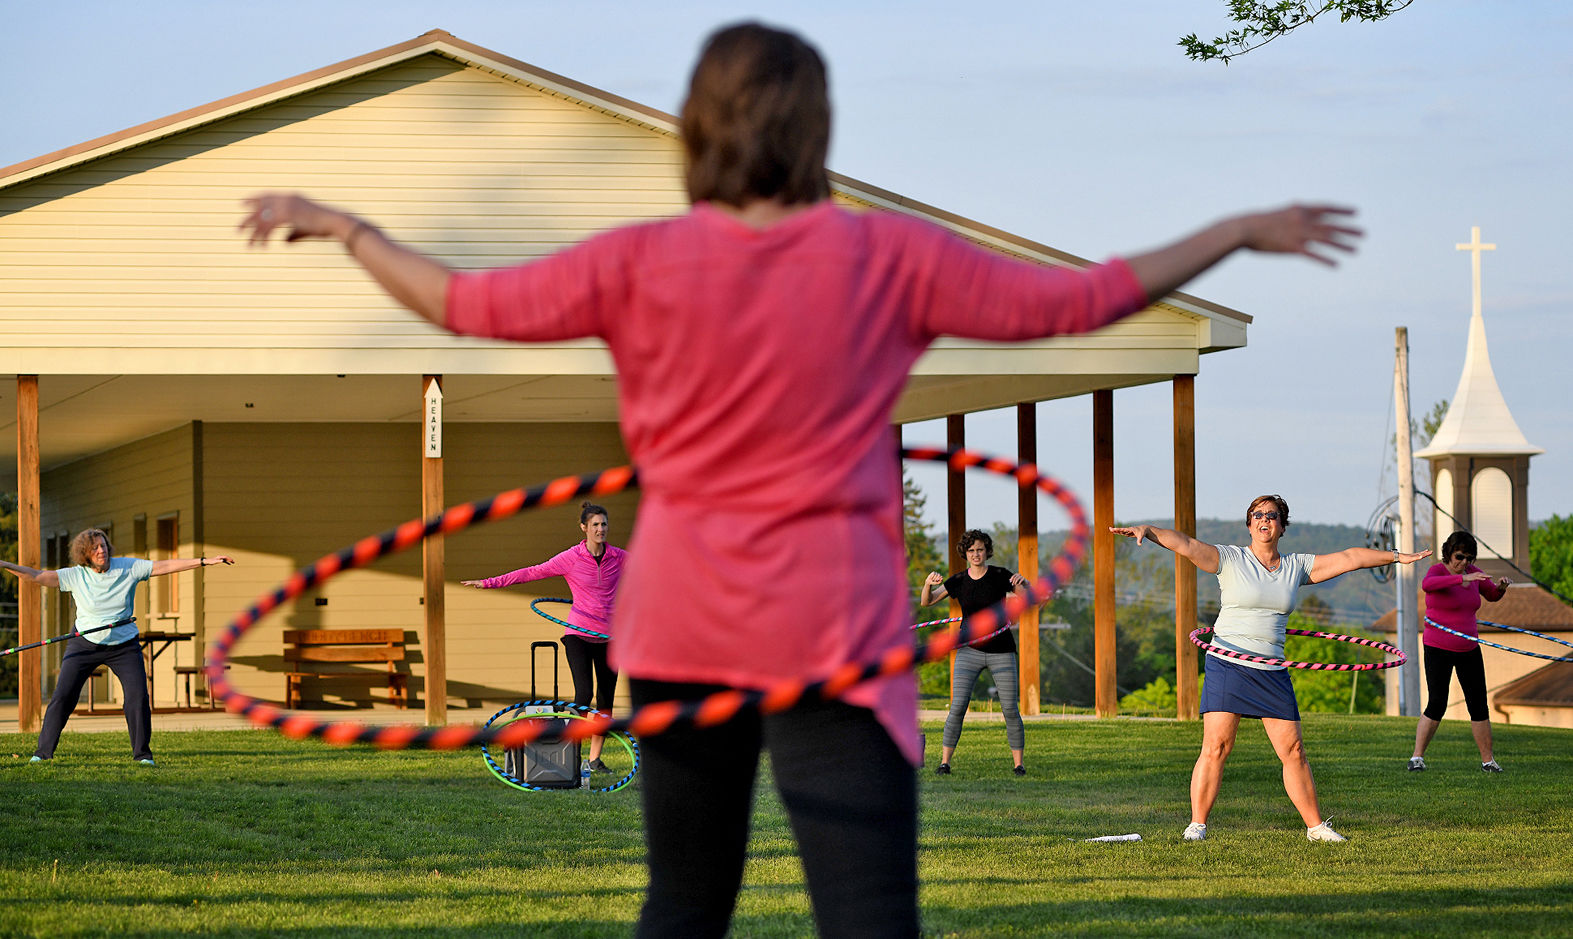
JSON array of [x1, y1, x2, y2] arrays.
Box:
[[1190, 626, 1406, 671]]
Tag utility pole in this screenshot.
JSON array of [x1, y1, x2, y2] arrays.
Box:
[[1393, 327, 1420, 716]]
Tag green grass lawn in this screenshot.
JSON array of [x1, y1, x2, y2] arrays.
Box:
[[2, 714, 1570, 937]]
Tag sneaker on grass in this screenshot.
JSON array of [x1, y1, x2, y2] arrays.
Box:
[[1012, 764, 1026, 777], [1408, 757, 1426, 772], [1182, 822, 1206, 842], [934, 762, 951, 775], [137, 758, 156, 767], [1307, 822, 1347, 843], [1481, 760, 1504, 773], [588, 758, 613, 774]]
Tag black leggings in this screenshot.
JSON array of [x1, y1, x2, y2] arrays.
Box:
[[562, 635, 616, 713], [1422, 645, 1490, 721], [630, 679, 918, 939], [35, 636, 153, 761]]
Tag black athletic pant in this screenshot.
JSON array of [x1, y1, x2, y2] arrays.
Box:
[[562, 634, 617, 713], [35, 635, 153, 761], [1422, 644, 1490, 721], [630, 679, 919, 939]]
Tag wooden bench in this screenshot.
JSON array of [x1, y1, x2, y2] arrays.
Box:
[[283, 629, 409, 709]]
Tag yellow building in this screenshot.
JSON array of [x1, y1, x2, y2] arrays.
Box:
[[2, 30, 1249, 726]]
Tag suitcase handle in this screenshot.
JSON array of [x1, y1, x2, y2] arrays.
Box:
[[530, 640, 560, 699]]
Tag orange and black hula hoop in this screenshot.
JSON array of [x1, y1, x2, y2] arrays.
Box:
[[203, 447, 1087, 751]]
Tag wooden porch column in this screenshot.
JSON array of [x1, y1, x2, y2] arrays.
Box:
[[1173, 376, 1199, 720], [422, 375, 447, 725], [15, 376, 41, 732], [1016, 403, 1040, 716], [1093, 390, 1116, 717], [946, 415, 965, 677]]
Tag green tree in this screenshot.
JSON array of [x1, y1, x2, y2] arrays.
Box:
[[1284, 612, 1387, 713], [1418, 398, 1448, 445], [1119, 675, 1178, 716], [1180, 1, 1418, 64], [1, 491, 16, 605], [1529, 515, 1573, 601], [902, 470, 953, 698], [1037, 532, 1173, 708], [1393, 398, 1448, 452], [1, 491, 17, 697]]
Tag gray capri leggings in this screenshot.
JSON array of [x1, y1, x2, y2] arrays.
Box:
[[942, 646, 1024, 750]]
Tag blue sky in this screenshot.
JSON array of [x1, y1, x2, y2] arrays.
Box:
[[6, 1, 1570, 533]]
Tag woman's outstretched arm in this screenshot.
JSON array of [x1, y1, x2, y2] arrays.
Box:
[[0, 559, 59, 589], [150, 556, 235, 577], [238, 193, 452, 326], [1125, 204, 1362, 303], [1108, 525, 1222, 575], [1309, 547, 1431, 584]]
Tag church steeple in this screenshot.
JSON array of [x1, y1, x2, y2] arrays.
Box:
[[1415, 227, 1541, 577]]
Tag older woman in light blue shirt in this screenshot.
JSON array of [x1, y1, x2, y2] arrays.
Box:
[[1113, 494, 1428, 844], [2, 528, 234, 765]]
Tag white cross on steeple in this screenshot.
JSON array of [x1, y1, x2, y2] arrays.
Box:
[[1455, 226, 1496, 320]]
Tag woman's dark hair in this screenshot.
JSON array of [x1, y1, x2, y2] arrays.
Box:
[[70, 528, 112, 567], [957, 529, 993, 560], [1245, 494, 1290, 530], [1441, 530, 1478, 562], [680, 22, 832, 207], [580, 502, 609, 525]]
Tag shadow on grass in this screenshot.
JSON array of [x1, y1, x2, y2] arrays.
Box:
[[919, 881, 1573, 937]]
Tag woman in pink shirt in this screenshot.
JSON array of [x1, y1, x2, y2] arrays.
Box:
[[1410, 530, 1511, 773], [241, 21, 1360, 937], [463, 502, 624, 771]]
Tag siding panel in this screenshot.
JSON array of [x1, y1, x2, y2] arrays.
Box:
[[0, 56, 687, 365], [203, 421, 634, 709]]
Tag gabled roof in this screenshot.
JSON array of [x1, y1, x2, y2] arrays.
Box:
[[0, 30, 678, 187], [0, 28, 1248, 330]]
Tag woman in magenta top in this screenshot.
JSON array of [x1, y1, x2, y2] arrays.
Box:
[[463, 501, 624, 771], [1410, 530, 1511, 773], [240, 21, 1361, 937]]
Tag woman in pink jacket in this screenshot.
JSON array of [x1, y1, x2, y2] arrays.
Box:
[[1410, 530, 1511, 773], [463, 501, 625, 771], [240, 21, 1361, 937]]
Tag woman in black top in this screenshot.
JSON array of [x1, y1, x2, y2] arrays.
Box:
[[919, 529, 1029, 775]]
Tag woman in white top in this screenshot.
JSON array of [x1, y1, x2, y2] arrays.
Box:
[[1112, 494, 1428, 844]]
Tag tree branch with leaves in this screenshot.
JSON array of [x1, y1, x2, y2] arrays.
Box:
[[1180, 1, 1417, 64]]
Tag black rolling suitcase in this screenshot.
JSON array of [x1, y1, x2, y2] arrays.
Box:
[[503, 640, 581, 788]]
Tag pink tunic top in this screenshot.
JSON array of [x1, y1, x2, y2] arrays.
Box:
[[1422, 562, 1507, 652], [479, 542, 626, 641], [446, 202, 1148, 762]]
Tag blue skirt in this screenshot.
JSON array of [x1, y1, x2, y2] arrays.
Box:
[[1201, 655, 1300, 721]]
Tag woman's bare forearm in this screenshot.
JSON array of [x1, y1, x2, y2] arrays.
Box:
[[240, 193, 452, 326]]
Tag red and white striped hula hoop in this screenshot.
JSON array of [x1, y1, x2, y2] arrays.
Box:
[[203, 447, 1086, 751]]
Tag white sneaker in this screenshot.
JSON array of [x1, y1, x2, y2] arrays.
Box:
[[1182, 822, 1207, 841], [1407, 757, 1426, 772], [1481, 759, 1503, 773], [1307, 821, 1347, 843]]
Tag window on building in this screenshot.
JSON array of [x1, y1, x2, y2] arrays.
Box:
[[1471, 468, 1513, 561], [156, 515, 179, 613]]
